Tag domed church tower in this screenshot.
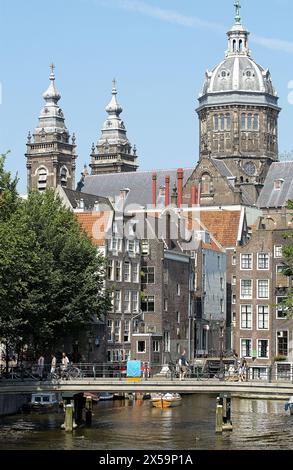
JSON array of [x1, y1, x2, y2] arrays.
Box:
[[197, 1, 280, 190]]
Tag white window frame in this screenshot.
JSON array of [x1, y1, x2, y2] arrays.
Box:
[[240, 280, 253, 300], [257, 305, 269, 330], [276, 296, 287, 319], [114, 320, 121, 343], [276, 330, 289, 357], [123, 290, 131, 313], [257, 279, 269, 300], [132, 291, 139, 313], [137, 341, 146, 354], [240, 305, 252, 330], [274, 245, 283, 259], [257, 339, 269, 359], [240, 338, 252, 358], [241, 253, 253, 271], [115, 260, 122, 282], [124, 261, 131, 282], [153, 340, 160, 353], [107, 259, 114, 281], [114, 290, 121, 312], [141, 240, 149, 256], [257, 253, 270, 271]]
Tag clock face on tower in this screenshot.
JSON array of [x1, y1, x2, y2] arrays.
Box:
[[244, 162, 256, 176]]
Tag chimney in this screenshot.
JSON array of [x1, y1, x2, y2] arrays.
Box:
[[165, 176, 170, 207], [190, 185, 199, 206], [177, 168, 184, 208], [152, 173, 157, 208]]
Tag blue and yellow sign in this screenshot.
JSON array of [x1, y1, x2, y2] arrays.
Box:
[[127, 360, 141, 378]]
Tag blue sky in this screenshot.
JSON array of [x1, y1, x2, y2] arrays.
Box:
[[1, 0, 293, 193]]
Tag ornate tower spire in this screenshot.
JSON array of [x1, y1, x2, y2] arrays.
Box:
[[226, 1, 249, 56], [26, 65, 77, 192], [90, 80, 138, 175]]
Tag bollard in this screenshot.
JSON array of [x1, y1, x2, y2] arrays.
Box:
[[221, 393, 233, 432], [215, 403, 223, 434], [64, 404, 74, 432]]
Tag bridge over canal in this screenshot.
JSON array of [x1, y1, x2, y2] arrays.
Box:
[[1, 378, 293, 398]]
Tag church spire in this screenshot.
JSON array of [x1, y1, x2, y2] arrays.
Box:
[[26, 65, 77, 192], [90, 80, 138, 175], [37, 64, 67, 133]]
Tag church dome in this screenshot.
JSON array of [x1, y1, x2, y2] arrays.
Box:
[[202, 56, 276, 96], [198, 6, 278, 110]]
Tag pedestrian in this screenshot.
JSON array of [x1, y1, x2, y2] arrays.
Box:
[[50, 354, 57, 374], [37, 354, 44, 379], [61, 352, 69, 371], [178, 351, 189, 381]]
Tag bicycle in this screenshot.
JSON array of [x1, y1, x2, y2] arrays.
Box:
[[50, 365, 81, 381]]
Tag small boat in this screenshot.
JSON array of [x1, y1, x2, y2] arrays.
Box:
[[285, 396, 293, 415], [99, 392, 114, 401], [23, 392, 60, 412], [151, 393, 182, 409], [83, 392, 99, 403]]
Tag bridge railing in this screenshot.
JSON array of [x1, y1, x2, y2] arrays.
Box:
[[1, 362, 293, 383]]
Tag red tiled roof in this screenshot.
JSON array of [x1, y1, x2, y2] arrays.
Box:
[[76, 211, 112, 246], [200, 211, 241, 248]]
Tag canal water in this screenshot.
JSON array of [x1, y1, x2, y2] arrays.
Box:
[[0, 394, 292, 450]]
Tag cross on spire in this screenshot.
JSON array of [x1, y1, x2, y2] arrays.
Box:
[[50, 63, 55, 80], [234, 0, 241, 24]]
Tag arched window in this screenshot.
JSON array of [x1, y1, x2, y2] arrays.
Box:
[[247, 114, 253, 130], [220, 114, 225, 130], [241, 114, 246, 130], [253, 114, 259, 131], [214, 115, 219, 131], [226, 114, 231, 130], [233, 40, 236, 52], [37, 168, 48, 191], [60, 167, 68, 188], [239, 40, 243, 52], [201, 173, 212, 195]]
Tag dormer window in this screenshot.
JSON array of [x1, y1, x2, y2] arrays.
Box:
[[274, 179, 284, 191], [37, 167, 48, 191]]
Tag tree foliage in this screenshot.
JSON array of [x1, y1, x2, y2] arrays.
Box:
[[0, 163, 110, 356], [282, 200, 293, 317], [0, 152, 18, 221]]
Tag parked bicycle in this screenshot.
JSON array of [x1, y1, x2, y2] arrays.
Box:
[[50, 365, 81, 381]]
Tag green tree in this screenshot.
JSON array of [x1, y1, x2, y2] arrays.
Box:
[[282, 200, 293, 317], [0, 189, 110, 357], [0, 152, 18, 221]]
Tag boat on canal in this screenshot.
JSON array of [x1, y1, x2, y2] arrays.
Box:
[[285, 396, 293, 415], [151, 393, 182, 409], [23, 392, 60, 412], [99, 392, 114, 401]]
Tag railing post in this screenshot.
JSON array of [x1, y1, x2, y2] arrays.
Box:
[[93, 364, 96, 380]]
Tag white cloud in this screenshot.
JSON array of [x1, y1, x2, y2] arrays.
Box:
[[97, 0, 293, 54]]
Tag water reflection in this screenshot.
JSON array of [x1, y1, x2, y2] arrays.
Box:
[[0, 395, 292, 450]]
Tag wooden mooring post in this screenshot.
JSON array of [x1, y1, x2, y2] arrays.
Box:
[[85, 397, 93, 426], [215, 393, 233, 434]]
